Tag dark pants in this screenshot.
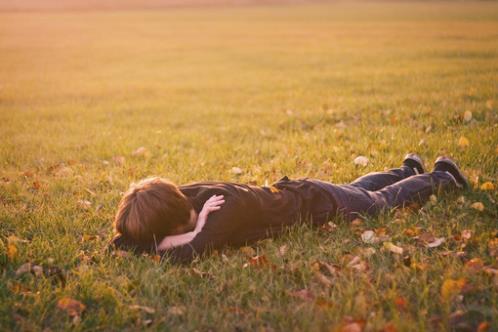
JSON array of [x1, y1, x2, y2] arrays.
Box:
[[310, 166, 457, 221]]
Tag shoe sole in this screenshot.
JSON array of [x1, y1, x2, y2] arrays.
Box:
[[434, 157, 469, 189]]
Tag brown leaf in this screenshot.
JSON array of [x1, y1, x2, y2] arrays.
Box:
[[244, 255, 275, 269], [314, 270, 333, 287], [114, 250, 130, 258], [240, 246, 256, 257], [315, 297, 334, 309], [132, 146, 148, 157], [461, 230, 472, 241], [488, 238, 498, 257], [112, 155, 126, 166], [278, 245, 288, 256], [426, 237, 445, 248], [336, 319, 366, 332], [129, 305, 156, 314], [345, 256, 368, 273], [289, 288, 314, 302], [464, 258, 484, 273], [57, 297, 86, 317], [418, 231, 436, 243], [167, 305, 185, 316], [394, 296, 408, 311], [15, 263, 32, 276], [403, 227, 421, 237], [477, 322, 490, 332], [471, 202, 485, 212]]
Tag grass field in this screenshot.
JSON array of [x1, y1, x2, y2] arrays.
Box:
[[1, 1, 497, 331]]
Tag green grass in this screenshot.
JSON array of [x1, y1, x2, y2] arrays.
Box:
[[1, 1, 497, 331]]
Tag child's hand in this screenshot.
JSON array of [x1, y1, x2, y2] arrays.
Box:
[[195, 195, 225, 232]]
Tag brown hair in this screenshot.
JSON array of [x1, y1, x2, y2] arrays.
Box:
[[114, 177, 192, 245]]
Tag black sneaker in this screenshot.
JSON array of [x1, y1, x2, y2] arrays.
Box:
[[433, 156, 469, 189], [403, 153, 425, 174]]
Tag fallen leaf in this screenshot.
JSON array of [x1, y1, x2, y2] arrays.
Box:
[[458, 136, 470, 148], [114, 250, 129, 258], [132, 146, 148, 157], [321, 221, 338, 232], [240, 246, 256, 257], [245, 255, 273, 269], [278, 245, 288, 257], [461, 230, 472, 241], [426, 237, 445, 248], [404, 227, 421, 237], [129, 305, 155, 314], [112, 155, 126, 166], [488, 238, 498, 257], [315, 297, 334, 309], [471, 202, 484, 211], [477, 322, 490, 332], [230, 167, 243, 175], [464, 258, 484, 273], [57, 297, 86, 317], [441, 278, 466, 301], [353, 156, 369, 167], [394, 296, 408, 311], [418, 232, 436, 243], [383, 242, 404, 254], [381, 322, 398, 332], [463, 111, 472, 123], [32, 265, 43, 277], [480, 182, 495, 191], [345, 256, 369, 273], [167, 306, 185, 316], [486, 99, 494, 109], [77, 200, 92, 209], [191, 267, 210, 279], [54, 166, 73, 177], [15, 262, 32, 276], [289, 288, 314, 302], [361, 230, 378, 244], [7, 243, 18, 261], [336, 319, 366, 332]]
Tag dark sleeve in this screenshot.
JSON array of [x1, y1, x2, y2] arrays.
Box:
[[160, 198, 243, 264]]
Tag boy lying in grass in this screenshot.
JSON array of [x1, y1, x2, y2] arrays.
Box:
[[111, 154, 468, 264]]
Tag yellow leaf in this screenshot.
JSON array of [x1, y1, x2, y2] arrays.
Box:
[[7, 243, 18, 261], [57, 297, 86, 317], [463, 111, 472, 122], [480, 181, 495, 191], [383, 242, 404, 254], [458, 136, 469, 148], [441, 278, 466, 300], [471, 202, 485, 211]]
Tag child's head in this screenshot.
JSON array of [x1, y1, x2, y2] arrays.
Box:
[[114, 177, 193, 245]]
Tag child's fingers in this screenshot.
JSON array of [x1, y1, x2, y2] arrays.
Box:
[[210, 199, 225, 206]]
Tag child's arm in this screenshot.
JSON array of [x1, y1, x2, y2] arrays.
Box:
[[157, 195, 224, 251]]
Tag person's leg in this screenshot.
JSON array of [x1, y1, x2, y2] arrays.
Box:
[[329, 171, 458, 220], [349, 153, 425, 191]]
